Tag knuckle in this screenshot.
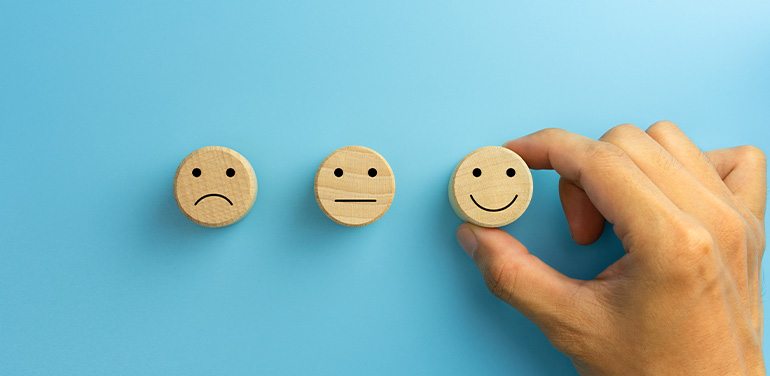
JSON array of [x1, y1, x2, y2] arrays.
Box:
[[713, 205, 749, 237], [482, 257, 521, 302], [713, 206, 751, 250], [539, 127, 567, 139], [586, 141, 627, 162], [735, 145, 767, 165], [601, 123, 641, 142], [679, 224, 715, 261], [662, 221, 718, 280], [646, 120, 680, 137]]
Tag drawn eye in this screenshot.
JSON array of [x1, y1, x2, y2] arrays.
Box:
[[472, 168, 481, 177], [192, 168, 201, 177], [368, 168, 377, 177], [226, 168, 235, 177], [506, 168, 515, 177], [334, 168, 343, 177]]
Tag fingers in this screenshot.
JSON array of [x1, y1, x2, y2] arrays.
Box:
[[637, 122, 765, 322], [559, 178, 605, 245], [457, 223, 589, 325], [504, 128, 683, 254], [598, 123, 732, 224], [645, 121, 732, 201], [705, 146, 767, 222], [708, 145, 767, 332]]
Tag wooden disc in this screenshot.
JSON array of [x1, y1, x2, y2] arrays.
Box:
[[449, 146, 533, 227], [314, 146, 396, 227], [173, 146, 257, 227]]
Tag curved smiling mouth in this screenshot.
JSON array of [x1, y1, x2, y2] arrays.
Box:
[[195, 193, 233, 206], [470, 194, 518, 212]]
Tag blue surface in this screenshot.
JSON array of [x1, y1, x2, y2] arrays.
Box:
[[2, 1, 769, 374]]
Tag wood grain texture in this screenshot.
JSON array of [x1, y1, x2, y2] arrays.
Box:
[[173, 146, 257, 228], [315, 146, 395, 227], [449, 146, 533, 228]]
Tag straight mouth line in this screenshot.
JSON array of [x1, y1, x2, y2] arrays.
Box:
[[335, 199, 377, 203], [195, 193, 233, 206], [470, 194, 518, 212]]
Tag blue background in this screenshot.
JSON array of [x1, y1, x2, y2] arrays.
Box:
[[2, 1, 769, 374]]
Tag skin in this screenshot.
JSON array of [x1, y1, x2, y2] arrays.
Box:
[[456, 122, 767, 375]]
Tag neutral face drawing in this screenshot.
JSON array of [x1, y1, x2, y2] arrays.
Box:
[[449, 146, 533, 228], [314, 146, 396, 227], [173, 146, 257, 227]]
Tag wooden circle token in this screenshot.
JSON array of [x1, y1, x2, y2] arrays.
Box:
[[449, 146, 533, 227], [314, 146, 396, 227], [173, 146, 257, 227]]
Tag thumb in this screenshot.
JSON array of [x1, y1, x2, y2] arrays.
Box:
[[457, 223, 586, 325]]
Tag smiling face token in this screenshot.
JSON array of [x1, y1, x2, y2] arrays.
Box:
[[173, 146, 257, 227], [449, 146, 533, 227], [315, 146, 395, 227]]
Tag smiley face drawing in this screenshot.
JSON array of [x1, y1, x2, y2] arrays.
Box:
[[315, 146, 395, 227], [173, 146, 257, 227], [449, 146, 533, 227]]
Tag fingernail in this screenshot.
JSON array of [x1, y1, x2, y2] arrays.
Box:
[[457, 225, 479, 258]]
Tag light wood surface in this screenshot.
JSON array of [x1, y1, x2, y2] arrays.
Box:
[[449, 146, 533, 227], [315, 146, 395, 227], [173, 146, 257, 228]]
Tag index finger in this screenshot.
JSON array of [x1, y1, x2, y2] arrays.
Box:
[[504, 128, 684, 252]]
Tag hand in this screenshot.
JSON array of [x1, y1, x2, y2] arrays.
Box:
[[456, 122, 767, 375]]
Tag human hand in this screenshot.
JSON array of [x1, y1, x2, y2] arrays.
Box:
[[456, 122, 767, 375]]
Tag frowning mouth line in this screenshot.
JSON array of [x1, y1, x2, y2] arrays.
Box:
[[195, 193, 233, 206], [470, 194, 518, 212], [335, 199, 377, 203]]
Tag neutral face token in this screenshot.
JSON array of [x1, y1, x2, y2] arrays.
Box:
[[173, 146, 257, 227], [315, 146, 396, 227], [449, 146, 533, 227]]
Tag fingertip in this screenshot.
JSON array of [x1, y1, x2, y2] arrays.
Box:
[[568, 206, 605, 246], [503, 137, 527, 152], [457, 223, 529, 259], [456, 223, 480, 258], [571, 226, 604, 246], [502, 130, 558, 170], [559, 178, 606, 246], [472, 226, 529, 258]]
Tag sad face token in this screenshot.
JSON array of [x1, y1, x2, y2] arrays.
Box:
[[173, 146, 257, 227], [315, 146, 395, 227], [449, 146, 533, 227]]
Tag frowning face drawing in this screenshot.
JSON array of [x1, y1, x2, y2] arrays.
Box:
[[173, 146, 257, 227]]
